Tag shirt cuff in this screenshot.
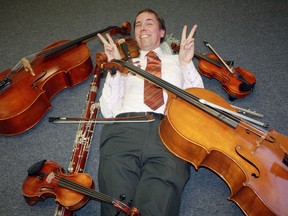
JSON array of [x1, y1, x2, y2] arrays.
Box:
[[181, 61, 197, 81]]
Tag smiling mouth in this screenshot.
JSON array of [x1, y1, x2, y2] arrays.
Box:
[[140, 35, 149, 38]]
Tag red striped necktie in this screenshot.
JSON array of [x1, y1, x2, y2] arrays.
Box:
[[144, 51, 164, 110]]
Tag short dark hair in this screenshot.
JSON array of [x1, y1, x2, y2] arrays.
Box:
[[133, 8, 166, 43]]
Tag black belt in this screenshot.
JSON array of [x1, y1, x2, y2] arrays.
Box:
[[116, 112, 164, 120]]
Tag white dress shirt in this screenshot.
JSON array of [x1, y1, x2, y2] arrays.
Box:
[[99, 47, 204, 118]]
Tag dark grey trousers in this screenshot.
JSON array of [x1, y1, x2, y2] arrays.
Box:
[[98, 116, 190, 216]]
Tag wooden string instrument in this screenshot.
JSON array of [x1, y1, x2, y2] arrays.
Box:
[[0, 23, 130, 136], [100, 58, 288, 216], [22, 160, 140, 216], [170, 41, 257, 100]]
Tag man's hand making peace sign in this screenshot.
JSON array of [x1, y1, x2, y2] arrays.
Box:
[[97, 33, 121, 62], [178, 24, 197, 67]]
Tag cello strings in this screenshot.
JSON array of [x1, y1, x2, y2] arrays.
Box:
[[155, 73, 269, 138], [5, 25, 124, 82], [119, 60, 269, 140], [8, 52, 41, 78], [120, 60, 240, 127]]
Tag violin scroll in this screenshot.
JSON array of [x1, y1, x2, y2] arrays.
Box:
[[109, 22, 131, 37]]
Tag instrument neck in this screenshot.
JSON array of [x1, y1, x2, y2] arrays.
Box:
[[55, 174, 134, 215], [113, 60, 240, 128], [194, 51, 223, 67], [56, 174, 113, 204], [41, 26, 118, 58], [118, 39, 134, 63]]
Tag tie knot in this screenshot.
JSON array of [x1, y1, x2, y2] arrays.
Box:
[[146, 51, 158, 59], [146, 51, 160, 64]]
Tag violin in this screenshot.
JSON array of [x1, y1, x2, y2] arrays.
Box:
[[115, 37, 139, 61], [22, 160, 141, 215], [100, 58, 288, 216], [96, 36, 139, 73], [0, 23, 131, 136], [171, 41, 257, 100]]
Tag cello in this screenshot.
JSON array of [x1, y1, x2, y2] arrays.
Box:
[[0, 23, 130, 136], [100, 59, 288, 216]]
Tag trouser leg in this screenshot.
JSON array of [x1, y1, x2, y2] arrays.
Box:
[[134, 118, 190, 216], [98, 123, 142, 216], [98, 120, 190, 216]]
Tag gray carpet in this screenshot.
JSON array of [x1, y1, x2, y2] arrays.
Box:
[[0, 0, 287, 215]]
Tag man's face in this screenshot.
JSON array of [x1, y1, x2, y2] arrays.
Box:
[[134, 12, 165, 51]]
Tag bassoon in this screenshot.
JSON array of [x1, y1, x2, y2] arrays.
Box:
[[54, 68, 101, 216], [53, 23, 132, 216]]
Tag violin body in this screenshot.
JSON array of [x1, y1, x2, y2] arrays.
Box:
[[0, 40, 93, 136], [197, 53, 256, 100], [160, 88, 288, 216], [22, 160, 141, 215], [22, 160, 94, 211]]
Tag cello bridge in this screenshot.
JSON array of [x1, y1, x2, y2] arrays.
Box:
[[22, 58, 35, 76], [252, 134, 266, 154]]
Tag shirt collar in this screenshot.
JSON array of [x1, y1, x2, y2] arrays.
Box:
[[139, 47, 163, 59]]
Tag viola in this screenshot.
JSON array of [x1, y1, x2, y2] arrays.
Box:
[[101, 59, 288, 216], [22, 160, 141, 215], [171, 41, 257, 100], [0, 23, 130, 136]]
